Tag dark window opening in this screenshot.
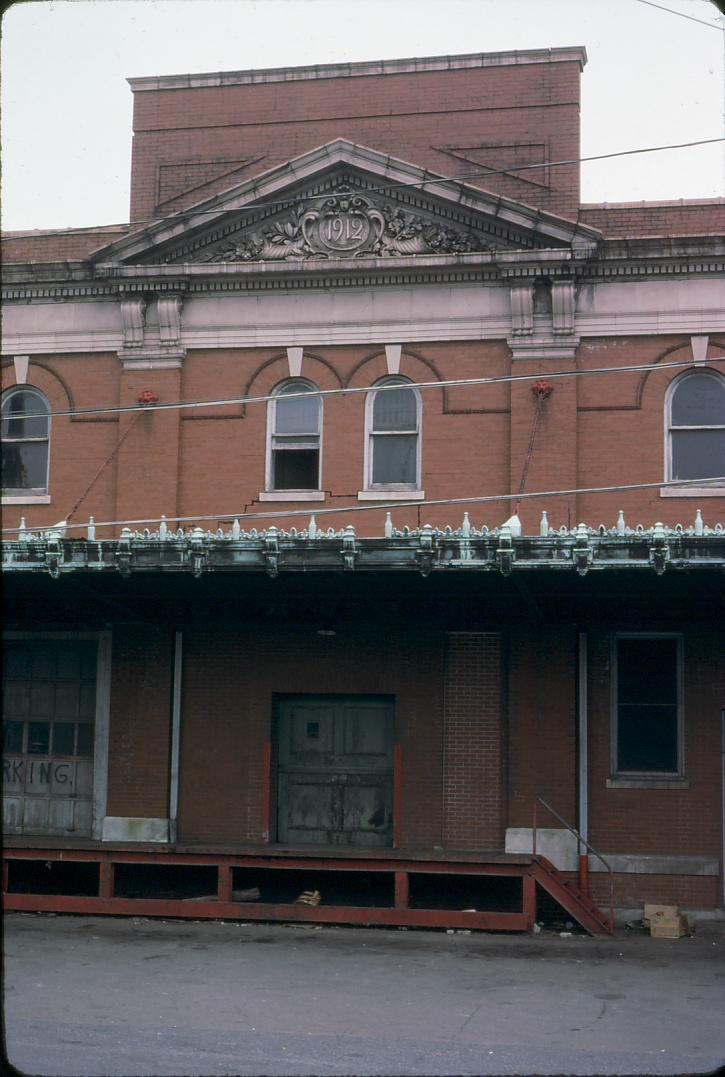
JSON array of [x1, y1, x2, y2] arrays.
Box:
[[272, 448, 319, 490], [616, 637, 680, 773]]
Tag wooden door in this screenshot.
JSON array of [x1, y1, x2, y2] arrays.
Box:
[[276, 696, 394, 847]]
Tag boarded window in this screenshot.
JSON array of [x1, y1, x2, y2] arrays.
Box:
[[614, 636, 680, 774]]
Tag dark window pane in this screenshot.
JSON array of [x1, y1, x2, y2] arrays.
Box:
[[27, 722, 50, 755], [3, 720, 24, 753], [275, 384, 320, 434], [1, 390, 49, 439], [671, 373, 725, 426], [1, 442, 49, 490], [672, 430, 725, 480], [4, 645, 32, 680], [617, 706, 679, 772], [373, 385, 417, 432], [79, 644, 98, 679], [76, 724, 94, 756], [52, 723, 76, 755], [272, 449, 319, 490], [618, 638, 677, 705], [3, 682, 30, 718], [31, 647, 56, 679], [617, 638, 679, 772], [372, 434, 417, 484]]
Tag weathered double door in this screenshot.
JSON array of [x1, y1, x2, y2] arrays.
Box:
[[276, 696, 394, 847]]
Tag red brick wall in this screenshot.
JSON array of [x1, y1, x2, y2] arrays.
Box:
[[4, 335, 724, 541], [579, 201, 725, 237], [1, 227, 130, 263], [443, 632, 505, 849], [129, 59, 583, 222], [507, 627, 578, 828], [589, 873, 719, 910], [106, 625, 174, 818], [587, 626, 725, 861], [177, 625, 445, 845]]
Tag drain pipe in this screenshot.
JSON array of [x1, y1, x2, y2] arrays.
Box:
[[169, 630, 183, 844], [721, 709, 725, 910], [578, 631, 589, 897]]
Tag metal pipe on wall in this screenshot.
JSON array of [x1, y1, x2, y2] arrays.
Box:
[[169, 630, 183, 844], [578, 631, 589, 896]]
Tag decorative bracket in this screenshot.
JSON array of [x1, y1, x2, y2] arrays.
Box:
[[264, 527, 280, 578], [189, 527, 207, 578], [649, 522, 670, 576], [341, 525, 357, 571], [574, 523, 593, 576], [510, 284, 534, 336], [416, 524, 435, 577], [496, 527, 514, 576], [115, 528, 132, 577], [44, 537, 62, 579]]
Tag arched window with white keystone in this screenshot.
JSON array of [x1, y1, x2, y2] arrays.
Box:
[[364, 377, 422, 494], [1, 388, 51, 500], [666, 370, 725, 489], [267, 379, 322, 493]]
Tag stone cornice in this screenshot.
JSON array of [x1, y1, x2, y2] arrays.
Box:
[[127, 48, 588, 94]]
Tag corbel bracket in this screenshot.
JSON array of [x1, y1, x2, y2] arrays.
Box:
[[574, 524, 592, 577], [649, 523, 670, 576], [496, 528, 514, 577], [189, 527, 207, 579], [264, 528, 280, 578], [416, 525, 435, 577], [341, 526, 357, 571]]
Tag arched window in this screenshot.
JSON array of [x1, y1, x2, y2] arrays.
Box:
[[365, 377, 421, 490], [267, 379, 322, 491], [1, 388, 51, 496], [667, 370, 725, 483]]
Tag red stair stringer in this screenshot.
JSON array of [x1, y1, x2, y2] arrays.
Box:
[[531, 855, 613, 936]]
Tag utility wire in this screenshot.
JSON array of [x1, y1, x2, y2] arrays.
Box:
[[9, 357, 724, 423], [635, 0, 724, 30], [3, 477, 723, 537], [110, 137, 725, 230]]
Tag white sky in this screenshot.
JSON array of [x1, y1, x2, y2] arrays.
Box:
[[1, 0, 723, 231]]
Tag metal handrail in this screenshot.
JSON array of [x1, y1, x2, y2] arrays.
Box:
[[533, 795, 615, 934]]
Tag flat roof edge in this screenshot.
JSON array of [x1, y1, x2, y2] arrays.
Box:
[[127, 47, 588, 92]]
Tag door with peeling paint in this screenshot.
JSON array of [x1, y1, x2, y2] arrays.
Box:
[[276, 696, 394, 847], [2, 640, 97, 836]]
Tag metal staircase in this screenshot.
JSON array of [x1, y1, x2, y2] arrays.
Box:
[[531, 796, 615, 936]]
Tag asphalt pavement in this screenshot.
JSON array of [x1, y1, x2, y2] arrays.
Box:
[[3, 912, 725, 1076]]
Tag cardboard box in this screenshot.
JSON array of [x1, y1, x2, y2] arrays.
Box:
[[643, 903, 678, 925], [650, 914, 689, 939]]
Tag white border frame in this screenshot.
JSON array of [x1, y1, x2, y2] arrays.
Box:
[[610, 632, 685, 784], [2, 630, 112, 839], [661, 368, 725, 498], [264, 377, 323, 497], [1, 386, 52, 503], [361, 376, 423, 498]]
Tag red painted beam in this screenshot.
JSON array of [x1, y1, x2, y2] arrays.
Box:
[[394, 871, 409, 909], [3, 892, 528, 932]]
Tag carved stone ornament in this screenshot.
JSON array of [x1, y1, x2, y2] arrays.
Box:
[[197, 188, 487, 263]]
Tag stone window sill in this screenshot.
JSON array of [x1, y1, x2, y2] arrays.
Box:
[[659, 486, 724, 498], [258, 490, 325, 502], [357, 489, 425, 501], [2, 494, 51, 505], [606, 776, 689, 790]]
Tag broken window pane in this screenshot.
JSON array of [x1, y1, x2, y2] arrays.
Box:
[[27, 722, 50, 756]]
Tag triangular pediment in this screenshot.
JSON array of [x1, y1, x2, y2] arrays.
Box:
[[92, 140, 601, 267]]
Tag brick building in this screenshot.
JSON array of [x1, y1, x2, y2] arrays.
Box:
[[2, 48, 724, 931]]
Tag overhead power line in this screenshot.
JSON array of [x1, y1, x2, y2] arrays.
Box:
[[3, 476, 723, 537], [635, 0, 724, 30], [9, 357, 724, 423], [119, 137, 725, 230]]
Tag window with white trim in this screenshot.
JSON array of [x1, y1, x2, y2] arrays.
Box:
[[365, 377, 421, 490], [1, 388, 51, 496], [667, 370, 725, 483], [612, 634, 683, 777], [267, 379, 322, 492]]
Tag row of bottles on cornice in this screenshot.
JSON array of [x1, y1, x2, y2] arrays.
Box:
[[10, 507, 724, 543]]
